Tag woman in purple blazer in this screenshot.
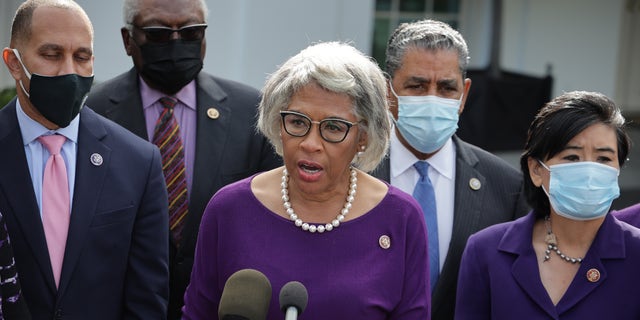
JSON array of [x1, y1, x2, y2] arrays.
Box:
[[455, 91, 640, 319]]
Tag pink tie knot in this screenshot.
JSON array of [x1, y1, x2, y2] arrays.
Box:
[[38, 135, 66, 155]]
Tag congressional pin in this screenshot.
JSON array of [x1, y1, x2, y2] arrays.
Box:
[[379, 235, 391, 249], [469, 178, 481, 191], [207, 108, 220, 119], [586, 268, 600, 282], [90, 153, 103, 166]]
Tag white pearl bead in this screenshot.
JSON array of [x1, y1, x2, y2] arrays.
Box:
[[282, 167, 357, 234]]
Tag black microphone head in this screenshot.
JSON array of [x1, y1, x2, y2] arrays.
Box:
[[279, 281, 308, 314], [218, 269, 272, 320]]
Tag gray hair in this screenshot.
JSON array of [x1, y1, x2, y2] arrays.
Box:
[[385, 19, 470, 78], [122, 0, 209, 29], [257, 41, 391, 172]]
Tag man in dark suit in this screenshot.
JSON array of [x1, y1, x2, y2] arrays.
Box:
[[372, 19, 530, 320], [85, 0, 281, 318], [0, 1, 169, 319]]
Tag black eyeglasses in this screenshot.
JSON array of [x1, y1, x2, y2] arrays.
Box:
[[134, 23, 207, 43], [280, 111, 359, 143]]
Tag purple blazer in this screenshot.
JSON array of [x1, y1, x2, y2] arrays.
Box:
[[612, 203, 640, 227], [455, 212, 640, 319]]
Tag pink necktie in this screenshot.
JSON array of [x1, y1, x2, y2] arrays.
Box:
[[38, 134, 70, 288]]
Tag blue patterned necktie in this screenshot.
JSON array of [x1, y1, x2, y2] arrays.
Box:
[[413, 161, 439, 292]]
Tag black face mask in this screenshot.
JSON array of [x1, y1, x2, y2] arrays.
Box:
[[13, 49, 93, 128], [138, 39, 203, 94]]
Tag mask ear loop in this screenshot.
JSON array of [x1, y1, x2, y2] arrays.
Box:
[[11, 49, 32, 97], [536, 159, 552, 196], [538, 159, 551, 172]]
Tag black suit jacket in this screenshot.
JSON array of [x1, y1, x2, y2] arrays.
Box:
[[372, 135, 529, 320], [0, 100, 169, 319], [86, 69, 281, 318]]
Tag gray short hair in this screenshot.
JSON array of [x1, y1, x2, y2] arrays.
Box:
[[385, 19, 469, 78], [257, 41, 391, 172], [122, 0, 209, 29]]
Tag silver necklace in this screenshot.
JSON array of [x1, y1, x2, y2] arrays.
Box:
[[281, 167, 357, 233], [544, 216, 583, 264]]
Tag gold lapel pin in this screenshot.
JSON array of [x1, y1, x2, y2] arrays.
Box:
[[469, 178, 481, 191], [207, 108, 220, 120]]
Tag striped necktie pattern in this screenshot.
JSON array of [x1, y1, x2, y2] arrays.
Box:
[[153, 97, 188, 245]]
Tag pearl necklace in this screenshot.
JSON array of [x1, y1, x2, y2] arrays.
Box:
[[281, 167, 357, 233], [543, 216, 583, 264]]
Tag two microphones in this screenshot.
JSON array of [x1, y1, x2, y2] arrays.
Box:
[[218, 269, 308, 320]]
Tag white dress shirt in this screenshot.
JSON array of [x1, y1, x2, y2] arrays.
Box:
[[389, 129, 456, 271]]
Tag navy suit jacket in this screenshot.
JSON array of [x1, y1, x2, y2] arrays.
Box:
[[0, 100, 169, 319], [85, 69, 282, 318], [372, 135, 529, 320]]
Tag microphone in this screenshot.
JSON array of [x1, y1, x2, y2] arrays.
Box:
[[218, 269, 272, 320], [279, 281, 308, 320]]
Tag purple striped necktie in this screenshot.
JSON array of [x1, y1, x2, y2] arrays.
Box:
[[153, 97, 189, 245]]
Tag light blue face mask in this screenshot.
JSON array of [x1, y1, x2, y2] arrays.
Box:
[[539, 161, 620, 221], [390, 84, 462, 154]]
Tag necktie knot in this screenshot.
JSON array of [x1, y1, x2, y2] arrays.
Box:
[[414, 161, 430, 180], [38, 134, 66, 155], [159, 97, 177, 110]]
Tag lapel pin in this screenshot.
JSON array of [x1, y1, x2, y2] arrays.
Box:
[[207, 108, 220, 120], [90, 153, 103, 166], [586, 268, 600, 282], [379, 235, 391, 249], [469, 178, 481, 191]]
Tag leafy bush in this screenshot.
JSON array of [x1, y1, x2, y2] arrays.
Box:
[[0, 87, 17, 109]]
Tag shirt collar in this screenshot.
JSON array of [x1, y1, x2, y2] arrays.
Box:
[[16, 98, 80, 145], [389, 127, 455, 180], [139, 76, 197, 111]]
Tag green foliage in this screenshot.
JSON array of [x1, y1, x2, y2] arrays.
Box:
[[0, 87, 17, 108]]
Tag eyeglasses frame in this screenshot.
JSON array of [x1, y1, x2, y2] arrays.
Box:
[[279, 110, 360, 143], [132, 23, 208, 43]]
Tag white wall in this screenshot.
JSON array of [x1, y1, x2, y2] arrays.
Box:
[[1, 0, 636, 116], [500, 0, 624, 99]]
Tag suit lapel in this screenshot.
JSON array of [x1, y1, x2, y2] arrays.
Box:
[[504, 214, 558, 318], [99, 69, 148, 139], [0, 101, 56, 291], [432, 137, 486, 310], [555, 215, 621, 315], [181, 73, 230, 249], [57, 108, 110, 296]]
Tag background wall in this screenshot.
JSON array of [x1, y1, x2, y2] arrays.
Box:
[[1, 0, 636, 117]]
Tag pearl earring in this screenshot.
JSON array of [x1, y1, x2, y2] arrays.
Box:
[[357, 145, 365, 156]]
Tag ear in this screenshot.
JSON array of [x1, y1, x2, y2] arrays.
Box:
[[458, 77, 472, 115], [121, 27, 133, 56], [358, 131, 368, 149], [2, 47, 24, 80], [527, 157, 544, 187]]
